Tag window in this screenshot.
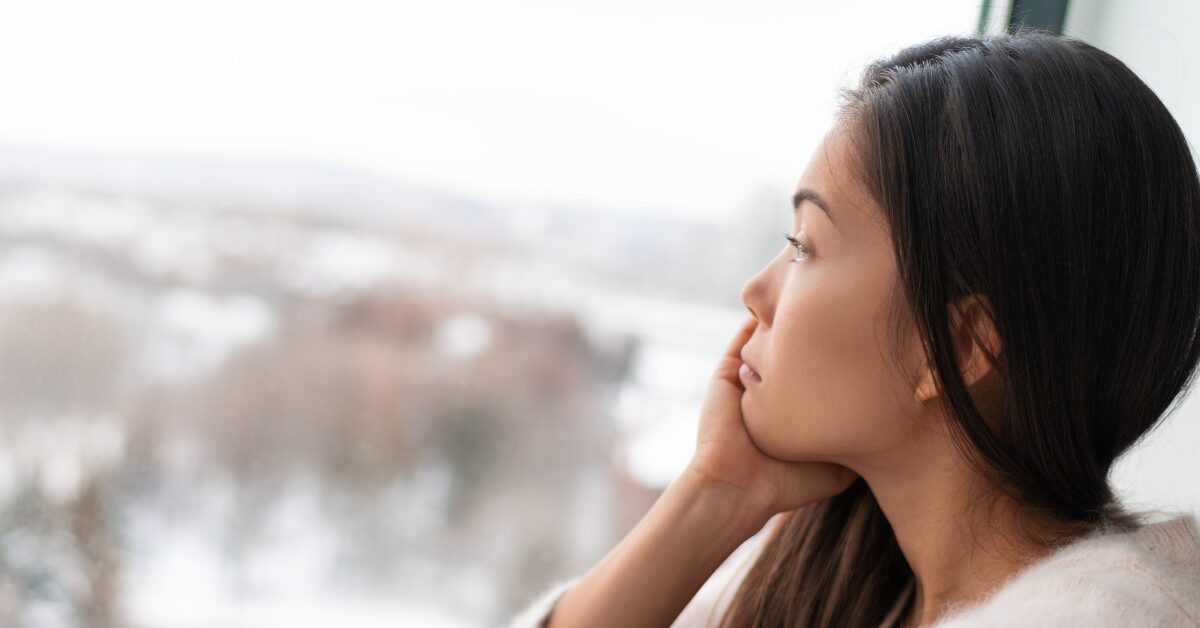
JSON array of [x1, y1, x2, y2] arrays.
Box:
[[0, 2, 1111, 626]]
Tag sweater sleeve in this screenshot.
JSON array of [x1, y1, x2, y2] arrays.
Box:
[[501, 547, 758, 628], [504, 575, 581, 628], [503, 514, 779, 628]]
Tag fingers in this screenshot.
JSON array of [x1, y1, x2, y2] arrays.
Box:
[[722, 316, 758, 361]]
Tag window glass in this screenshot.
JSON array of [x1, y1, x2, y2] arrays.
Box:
[[0, 3, 981, 625]]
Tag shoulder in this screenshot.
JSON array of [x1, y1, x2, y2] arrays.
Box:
[[933, 511, 1200, 628]]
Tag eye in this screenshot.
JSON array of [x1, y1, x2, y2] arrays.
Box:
[[782, 230, 811, 263]]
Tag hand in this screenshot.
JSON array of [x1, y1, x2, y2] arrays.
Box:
[[686, 316, 860, 520]]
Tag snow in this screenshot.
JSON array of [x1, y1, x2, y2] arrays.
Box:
[[0, 245, 68, 304], [434, 314, 494, 361], [120, 478, 478, 628], [141, 288, 276, 383]]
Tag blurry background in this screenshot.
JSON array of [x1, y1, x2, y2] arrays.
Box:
[[0, 1, 1195, 626]]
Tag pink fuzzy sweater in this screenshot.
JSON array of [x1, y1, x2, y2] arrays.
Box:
[[506, 510, 1200, 627]]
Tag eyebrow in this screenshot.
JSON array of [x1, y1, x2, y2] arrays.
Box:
[[792, 187, 838, 228]]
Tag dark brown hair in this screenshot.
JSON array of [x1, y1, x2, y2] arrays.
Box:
[[719, 27, 1200, 627]]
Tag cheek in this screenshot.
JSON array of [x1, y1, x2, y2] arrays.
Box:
[[744, 272, 911, 460]]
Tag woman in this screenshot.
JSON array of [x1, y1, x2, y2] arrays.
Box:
[[509, 28, 1200, 627]]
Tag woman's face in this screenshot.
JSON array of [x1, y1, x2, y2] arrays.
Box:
[[739, 122, 927, 463]]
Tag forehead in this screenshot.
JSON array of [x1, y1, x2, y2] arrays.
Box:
[[794, 124, 879, 235]]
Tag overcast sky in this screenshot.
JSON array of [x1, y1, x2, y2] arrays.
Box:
[[0, 1, 980, 221]]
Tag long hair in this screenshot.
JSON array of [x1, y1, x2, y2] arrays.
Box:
[[719, 27, 1200, 627]]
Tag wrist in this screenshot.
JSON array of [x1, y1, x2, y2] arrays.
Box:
[[674, 465, 774, 541]]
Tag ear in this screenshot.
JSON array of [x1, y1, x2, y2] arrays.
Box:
[[914, 294, 1002, 403]]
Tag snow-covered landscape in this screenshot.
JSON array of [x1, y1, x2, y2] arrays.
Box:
[[0, 157, 760, 627]]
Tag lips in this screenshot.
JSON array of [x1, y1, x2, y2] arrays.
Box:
[[740, 351, 759, 374], [738, 361, 762, 385]]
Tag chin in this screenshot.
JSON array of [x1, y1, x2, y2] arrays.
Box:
[[742, 410, 794, 459], [745, 412, 842, 462]]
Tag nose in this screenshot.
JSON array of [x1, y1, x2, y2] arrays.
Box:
[[740, 267, 771, 326]]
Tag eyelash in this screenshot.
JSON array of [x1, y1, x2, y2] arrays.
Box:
[[782, 231, 811, 263]]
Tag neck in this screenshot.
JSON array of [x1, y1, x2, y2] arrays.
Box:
[[842, 429, 1088, 626]]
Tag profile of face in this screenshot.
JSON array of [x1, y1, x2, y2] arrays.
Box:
[[739, 122, 933, 466]]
